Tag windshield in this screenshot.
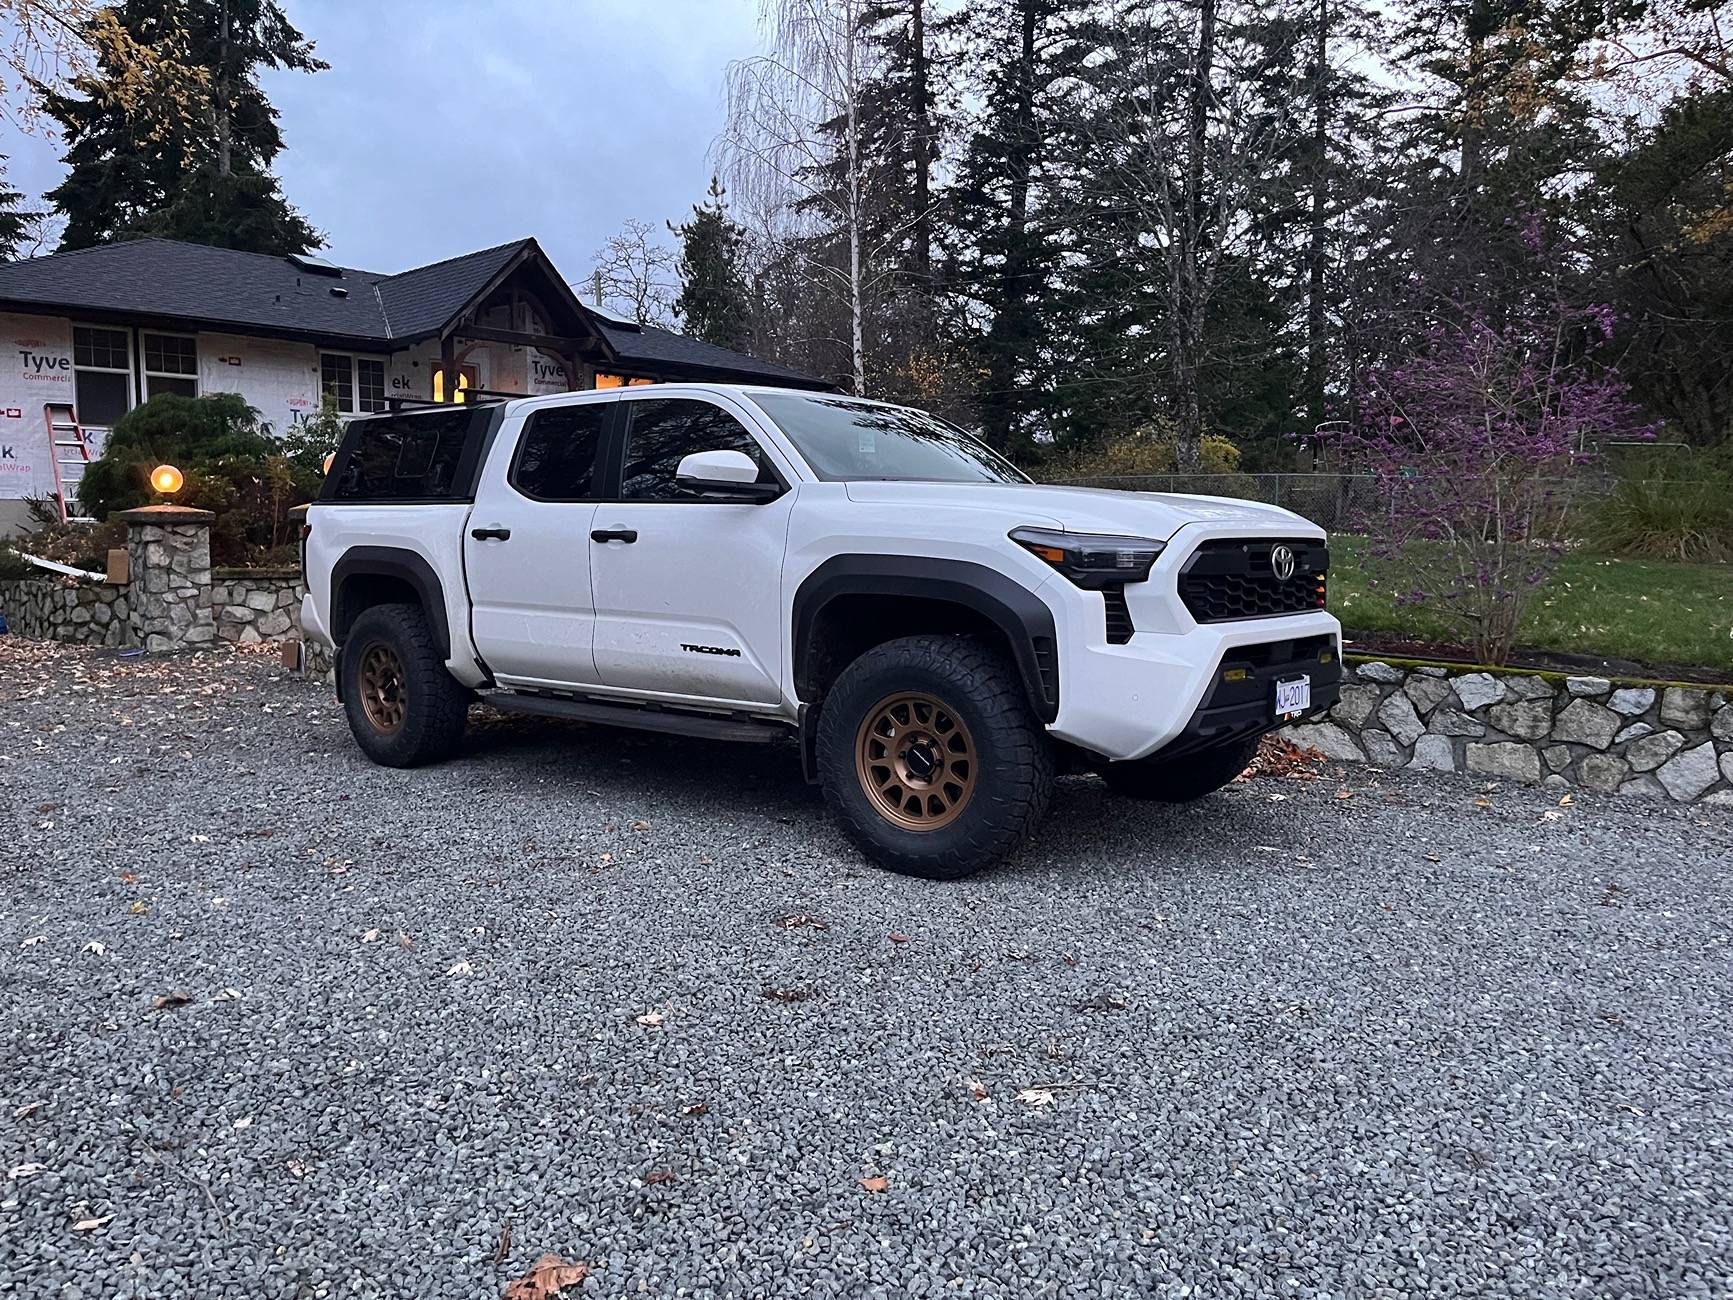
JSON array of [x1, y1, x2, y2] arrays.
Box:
[[750, 393, 1028, 484]]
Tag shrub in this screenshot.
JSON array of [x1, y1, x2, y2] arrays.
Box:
[[76, 393, 319, 566], [1047, 425, 1242, 479], [1587, 458, 1733, 563]]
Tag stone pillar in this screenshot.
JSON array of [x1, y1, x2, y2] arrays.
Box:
[[116, 504, 217, 652]]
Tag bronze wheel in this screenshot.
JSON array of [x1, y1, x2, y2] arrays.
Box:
[[358, 641, 407, 734], [854, 691, 977, 832]]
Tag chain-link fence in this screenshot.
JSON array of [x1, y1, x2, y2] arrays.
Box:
[[1049, 473, 1384, 533], [1049, 471, 1632, 535]]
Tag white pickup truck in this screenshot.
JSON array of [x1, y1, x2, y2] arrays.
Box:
[[300, 384, 1341, 877]]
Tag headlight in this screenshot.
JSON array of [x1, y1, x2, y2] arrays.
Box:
[[1009, 526, 1164, 589]]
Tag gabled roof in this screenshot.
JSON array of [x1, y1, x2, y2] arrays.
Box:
[[0, 236, 830, 388]]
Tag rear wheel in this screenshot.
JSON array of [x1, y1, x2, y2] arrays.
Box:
[[340, 603, 469, 767], [1101, 735, 1262, 803], [817, 635, 1053, 879]]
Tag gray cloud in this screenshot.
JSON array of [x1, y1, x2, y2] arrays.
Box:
[[6, 0, 759, 282]]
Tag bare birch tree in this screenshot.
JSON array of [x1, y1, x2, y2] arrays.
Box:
[[716, 0, 879, 394]]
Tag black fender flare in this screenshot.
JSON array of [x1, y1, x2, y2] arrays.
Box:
[[791, 554, 1059, 723], [329, 546, 452, 659]]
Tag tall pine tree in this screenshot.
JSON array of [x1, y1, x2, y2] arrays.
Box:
[[673, 178, 754, 351], [46, 0, 324, 254]]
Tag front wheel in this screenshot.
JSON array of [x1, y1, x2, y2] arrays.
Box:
[[1101, 734, 1262, 802], [339, 602, 469, 767], [816, 634, 1054, 879]]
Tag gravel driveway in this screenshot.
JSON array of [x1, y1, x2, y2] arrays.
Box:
[[2, 640, 1730, 1300]]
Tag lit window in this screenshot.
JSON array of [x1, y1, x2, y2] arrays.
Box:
[[595, 373, 655, 389], [433, 364, 476, 403]]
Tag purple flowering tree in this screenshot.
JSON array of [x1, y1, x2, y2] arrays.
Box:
[[1350, 296, 1645, 665]]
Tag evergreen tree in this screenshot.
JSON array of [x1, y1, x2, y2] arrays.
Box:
[[45, 0, 325, 254], [673, 178, 754, 351], [0, 158, 40, 260]]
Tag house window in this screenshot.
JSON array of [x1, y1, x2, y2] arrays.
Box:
[[595, 373, 655, 389], [432, 363, 478, 404], [142, 332, 198, 400], [71, 325, 132, 427], [320, 352, 389, 413]]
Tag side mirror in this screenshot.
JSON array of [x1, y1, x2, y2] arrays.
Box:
[[674, 449, 781, 502]]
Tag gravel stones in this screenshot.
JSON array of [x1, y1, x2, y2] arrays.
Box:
[[5, 643, 1733, 1300]]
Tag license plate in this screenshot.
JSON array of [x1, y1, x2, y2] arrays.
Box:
[[1275, 675, 1311, 718]]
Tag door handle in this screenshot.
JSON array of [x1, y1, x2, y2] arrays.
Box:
[[471, 526, 511, 541], [590, 528, 638, 544]]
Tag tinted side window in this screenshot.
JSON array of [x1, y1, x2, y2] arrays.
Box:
[[332, 408, 477, 501], [620, 398, 775, 501], [511, 403, 608, 501]]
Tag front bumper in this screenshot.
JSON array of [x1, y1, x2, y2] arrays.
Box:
[[1144, 632, 1341, 761]]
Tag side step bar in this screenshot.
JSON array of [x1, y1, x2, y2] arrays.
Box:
[[481, 690, 789, 744]]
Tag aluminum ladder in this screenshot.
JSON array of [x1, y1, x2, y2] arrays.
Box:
[[44, 401, 96, 523]]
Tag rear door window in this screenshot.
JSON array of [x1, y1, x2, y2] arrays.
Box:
[[510, 403, 609, 501]]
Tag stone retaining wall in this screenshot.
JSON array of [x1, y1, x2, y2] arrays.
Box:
[[210, 568, 304, 645], [1287, 661, 1733, 805], [0, 575, 128, 646]]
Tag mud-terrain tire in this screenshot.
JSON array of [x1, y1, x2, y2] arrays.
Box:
[[1101, 734, 1262, 802], [817, 634, 1054, 879], [339, 602, 469, 767]]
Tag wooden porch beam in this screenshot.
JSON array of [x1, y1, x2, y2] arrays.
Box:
[[453, 324, 591, 352]]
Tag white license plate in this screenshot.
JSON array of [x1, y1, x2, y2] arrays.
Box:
[[1275, 675, 1311, 718]]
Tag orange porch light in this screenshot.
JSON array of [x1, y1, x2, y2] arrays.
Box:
[[150, 464, 184, 495]]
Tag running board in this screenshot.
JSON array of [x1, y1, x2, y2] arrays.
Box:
[[482, 691, 789, 743]]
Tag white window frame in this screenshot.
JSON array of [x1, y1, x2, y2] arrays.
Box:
[[140, 329, 199, 400], [70, 323, 136, 428], [320, 351, 389, 414]]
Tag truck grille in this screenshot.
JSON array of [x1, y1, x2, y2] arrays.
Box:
[[1179, 539, 1328, 623], [1102, 587, 1134, 644]]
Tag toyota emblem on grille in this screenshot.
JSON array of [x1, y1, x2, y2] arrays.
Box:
[[1270, 544, 1297, 581]]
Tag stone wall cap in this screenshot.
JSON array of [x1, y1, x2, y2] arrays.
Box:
[[116, 504, 216, 524]]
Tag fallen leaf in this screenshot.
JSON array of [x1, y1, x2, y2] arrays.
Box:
[[1073, 991, 1128, 1012], [1558, 793, 1574, 806], [858, 1175, 889, 1193], [504, 1252, 589, 1300], [361, 928, 381, 943], [1473, 796, 1491, 809], [1540, 809, 1563, 822], [215, 987, 242, 1001], [71, 1214, 113, 1232], [130, 901, 149, 915], [7, 1162, 47, 1180], [635, 1011, 664, 1027], [12, 1102, 43, 1120], [81, 941, 107, 955], [1335, 788, 1353, 800], [965, 1078, 989, 1102], [19, 935, 45, 948], [643, 1169, 676, 1185], [446, 961, 474, 977], [1016, 1087, 1056, 1108], [493, 1222, 513, 1266], [631, 820, 652, 832], [397, 931, 414, 949], [233, 1115, 252, 1130], [681, 1101, 708, 1117], [889, 932, 910, 944], [762, 985, 813, 1003], [120, 871, 139, 885], [773, 912, 828, 930], [286, 1158, 312, 1178], [151, 991, 193, 1011], [1424, 852, 1441, 863]]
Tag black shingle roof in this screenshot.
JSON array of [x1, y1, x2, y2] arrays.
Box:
[[0, 237, 829, 387], [593, 317, 827, 388]]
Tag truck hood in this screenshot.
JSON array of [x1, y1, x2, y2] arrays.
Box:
[[840, 481, 1315, 541]]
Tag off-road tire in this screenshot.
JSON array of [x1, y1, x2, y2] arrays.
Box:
[[1101, 734, 1262, 802], [817, 634, 1054, 879], [340, 602, 469, 767]]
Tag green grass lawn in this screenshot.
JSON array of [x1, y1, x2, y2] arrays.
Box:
[[1328, 537, 1733, 677]]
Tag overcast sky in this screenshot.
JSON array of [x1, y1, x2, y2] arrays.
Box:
[[4, 0, 762, 283]]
